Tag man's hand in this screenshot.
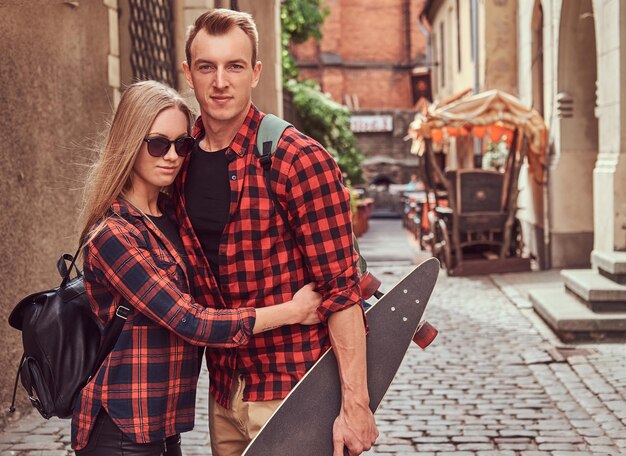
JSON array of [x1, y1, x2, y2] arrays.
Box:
[[332, 400, 378, 456], [328, 304, 379, 456]]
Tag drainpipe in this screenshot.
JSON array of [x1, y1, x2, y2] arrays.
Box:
[[471, 0, 481, 158], [404, 0, 411, 64], [471, 0, 479, 93]]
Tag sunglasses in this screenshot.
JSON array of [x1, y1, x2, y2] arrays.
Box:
[[143, 136, 195, 157]]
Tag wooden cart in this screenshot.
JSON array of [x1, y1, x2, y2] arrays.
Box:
[[407, 90, 548, 276]]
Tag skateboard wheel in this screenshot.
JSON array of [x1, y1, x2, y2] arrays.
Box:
[[360, 272, 382, 300], [413, 320, 438, 349]]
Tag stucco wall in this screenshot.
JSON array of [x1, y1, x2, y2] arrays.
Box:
[[0, 1, 111, 426], [484, 0, 518, 95]]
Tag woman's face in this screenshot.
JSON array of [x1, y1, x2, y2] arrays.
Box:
[[131, 107, 191, 192]]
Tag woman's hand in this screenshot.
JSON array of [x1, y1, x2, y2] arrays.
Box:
[[252, 283, 323, 334], [291, 282, 322, 325]]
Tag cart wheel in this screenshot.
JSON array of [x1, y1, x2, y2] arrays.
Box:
[[413, 320, 438, 349], [509, 218, 524, 257], [425, 211, 439, 256], [413, 215, 424, 249], [434, 219, 452, 270]]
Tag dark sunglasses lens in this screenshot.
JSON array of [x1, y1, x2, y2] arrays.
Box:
[[175, 137, 195, 156], [146, 138, 170, 157]]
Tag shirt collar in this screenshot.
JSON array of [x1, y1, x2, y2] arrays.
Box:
[[110, 193, 173, 221], [191, 104, 261, 160]]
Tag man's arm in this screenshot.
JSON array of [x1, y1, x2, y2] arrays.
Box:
[[281, 134, 378, 455], [328, 305, 378, 456]]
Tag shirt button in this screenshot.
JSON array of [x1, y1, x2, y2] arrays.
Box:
[[230, 175, 237, 181], [181, 317, 187, 323]]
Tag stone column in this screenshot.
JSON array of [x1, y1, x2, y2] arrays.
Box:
[[547, 0, 598, 268], [174, 0, 216, 109], [592, 0, 626, 255]]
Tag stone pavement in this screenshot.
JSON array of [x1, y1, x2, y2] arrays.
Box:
[[2, 219, 625, 455]]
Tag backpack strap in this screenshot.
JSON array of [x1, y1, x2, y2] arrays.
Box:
[[89, 305, 131, 380], [254, 114, 296, 241], [254, 114, 368, 275]]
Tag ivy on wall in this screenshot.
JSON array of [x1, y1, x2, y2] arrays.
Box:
[[281, 0, 364, 184]]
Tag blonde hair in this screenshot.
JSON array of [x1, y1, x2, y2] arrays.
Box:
[[185, 8, 259, 66], [78, 80, 194, 244]]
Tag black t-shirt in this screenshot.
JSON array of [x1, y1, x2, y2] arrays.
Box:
[[184, 142, 230, 284], [147, 213, 186, 260]]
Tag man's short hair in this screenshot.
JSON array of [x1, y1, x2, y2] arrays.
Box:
[[185, 8, 259, 66]]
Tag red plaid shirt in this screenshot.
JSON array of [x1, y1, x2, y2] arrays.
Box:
[[173, 105, 362, 408], [71, 197, 256, 450]]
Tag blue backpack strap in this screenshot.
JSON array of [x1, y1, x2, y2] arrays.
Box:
[[255, 114, 368, 274], [254, 114, 292, 165], [255, 114, 295, 239]]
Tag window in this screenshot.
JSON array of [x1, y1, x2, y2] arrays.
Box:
[[470, 0, 475, 62], [456, 0, 462, 72], [432, 30, 438, 89], [440, 22, 445, 87]]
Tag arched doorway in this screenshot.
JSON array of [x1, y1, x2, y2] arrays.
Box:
[[550, 0, 598, 267]]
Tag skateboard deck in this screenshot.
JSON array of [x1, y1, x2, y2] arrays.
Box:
[[242, 257, 440, 456]]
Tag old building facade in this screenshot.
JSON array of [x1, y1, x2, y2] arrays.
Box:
[[519, 0, 626, 339], [0, 0, 281, 426], [426, 0, 626, 338], [427, 0, 518, 100], [291, 0, 429, 185]]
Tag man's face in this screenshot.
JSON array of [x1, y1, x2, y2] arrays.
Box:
[[183, 28, 261, 127]]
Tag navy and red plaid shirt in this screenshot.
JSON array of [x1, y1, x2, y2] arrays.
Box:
[[173, 105, 363, 408], [71, 197, 256, 450]]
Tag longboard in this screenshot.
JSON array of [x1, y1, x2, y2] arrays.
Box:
[[242, 257, 440, 456]]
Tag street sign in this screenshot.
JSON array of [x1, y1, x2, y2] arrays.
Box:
[[350, 115, 394, 133]]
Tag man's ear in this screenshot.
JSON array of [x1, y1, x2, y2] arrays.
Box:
[[251, 60, 262, 88], [182, 61, 194, 89]]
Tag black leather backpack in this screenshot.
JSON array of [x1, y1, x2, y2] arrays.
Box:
[[8, 250, 130, 419]]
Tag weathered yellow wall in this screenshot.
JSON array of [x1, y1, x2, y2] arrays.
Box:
[[0, 1, 111, 425], [484, 0, 518, 95]]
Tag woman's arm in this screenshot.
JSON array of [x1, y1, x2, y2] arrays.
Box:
[[88, 220, 318, 348]]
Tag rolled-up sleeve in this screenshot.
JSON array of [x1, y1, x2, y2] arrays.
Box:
[[87, 220, 256, 347], [284, 141, 363, 323]]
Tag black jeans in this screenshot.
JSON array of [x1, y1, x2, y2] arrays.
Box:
[[75, 411, 182, 456]]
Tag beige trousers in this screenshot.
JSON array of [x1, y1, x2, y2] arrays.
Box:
[[209, 373, 282, 456]]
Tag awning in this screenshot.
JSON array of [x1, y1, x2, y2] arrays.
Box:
[[408, 89, 548, 182]]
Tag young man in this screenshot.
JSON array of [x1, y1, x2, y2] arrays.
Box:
[[178, 9, 378, 456]]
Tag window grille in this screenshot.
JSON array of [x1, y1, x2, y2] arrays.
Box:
[[128, 0, 176, 87]]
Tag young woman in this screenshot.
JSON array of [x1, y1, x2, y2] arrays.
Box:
[[71, 80, 321, 455]]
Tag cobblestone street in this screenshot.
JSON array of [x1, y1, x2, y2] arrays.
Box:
[[1, 219, 625, 455]]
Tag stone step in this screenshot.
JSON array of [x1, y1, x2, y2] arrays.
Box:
[[530, 287, 626, 342], [592, 250, 626, 284], [560, 269, 626, 312]]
